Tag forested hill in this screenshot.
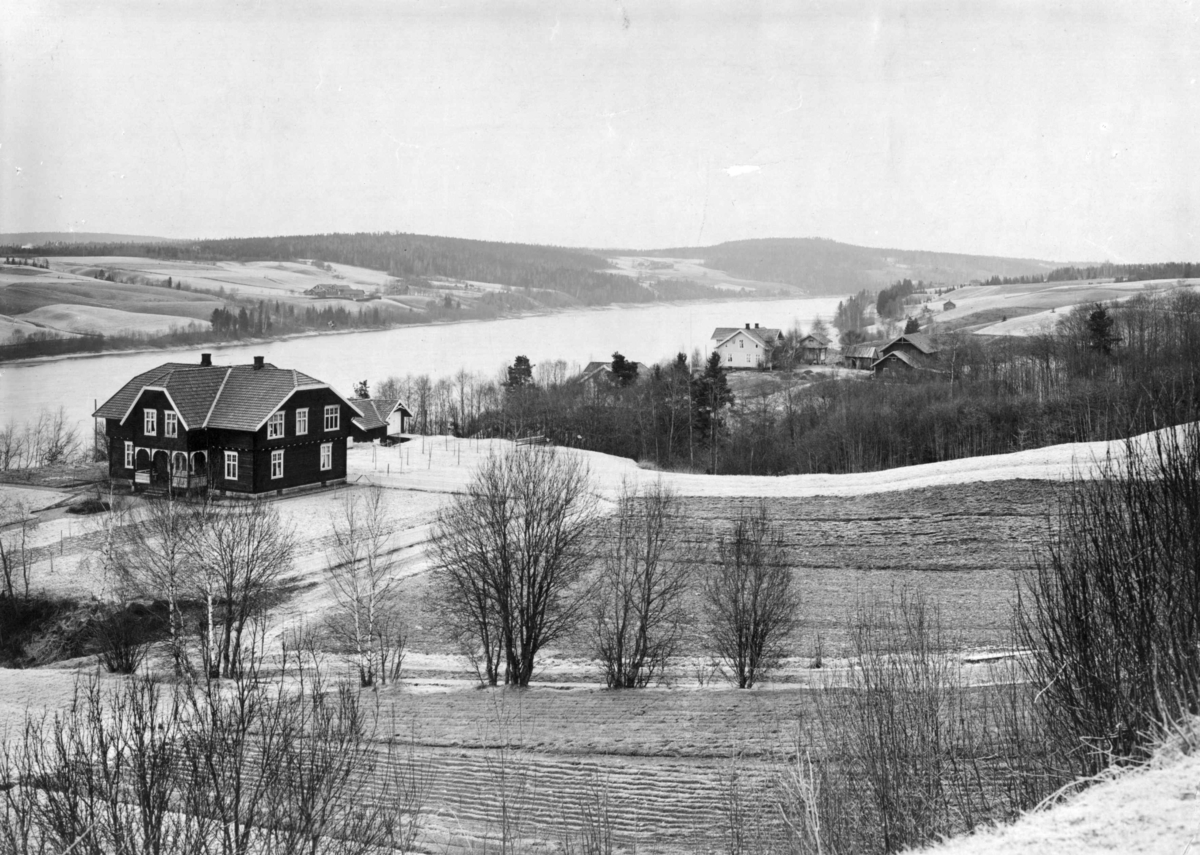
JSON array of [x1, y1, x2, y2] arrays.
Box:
[[15, 232, 668, 306], [630, 237, 1065, 294], [0, 231, 175, 245]]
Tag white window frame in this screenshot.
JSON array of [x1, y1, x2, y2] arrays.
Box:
[[224, 451, 238, 481], [271, 449, 284, 480], [164, 411, 178, 438], [267, 411, 285, 439], [144, 408, 156, 436], [124, 441, 134, 469], [295, 408, 308, 436], [320, 442, 332, 471], [324, 405, 339, 432]]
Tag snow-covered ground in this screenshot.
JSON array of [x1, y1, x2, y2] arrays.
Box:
[[924, 723, 1200, 855], [930, 277, 1200, 337], [349, 425, 1168, 501]]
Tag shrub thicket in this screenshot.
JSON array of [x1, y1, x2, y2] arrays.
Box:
[[1019, 421, 1200, 772]]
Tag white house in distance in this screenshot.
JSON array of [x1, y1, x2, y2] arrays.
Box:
[[710, 323, 784, 369]]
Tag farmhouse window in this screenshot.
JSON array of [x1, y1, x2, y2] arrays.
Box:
[[296, 408, 308, 436], [267, 412, 285, 439], [324, 405, 339, 431], [165, 412, 178, 437], [224, 451, 238, 481], [124, 441, 133, 469], [144, 409, 156, 436], [320, 442, 332, 471], [739, 340, 743, 348], [271, 449, 284, 479]]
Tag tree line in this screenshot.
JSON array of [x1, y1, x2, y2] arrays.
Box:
[[375, 288, 1200, 476]]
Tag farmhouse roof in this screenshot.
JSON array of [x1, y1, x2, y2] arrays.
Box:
[[580, 360, 648, 383], [710, 326, 784, 349], [93, 359, 360, 432], [348, 397, 411, 433]]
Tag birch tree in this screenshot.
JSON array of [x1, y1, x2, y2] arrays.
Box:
[[323, 486, 406, 687], [108, 495, 204, 674]]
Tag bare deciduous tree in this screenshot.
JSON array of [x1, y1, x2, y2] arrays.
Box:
[[107, 494, 204, 674], [323, 486, 406, 687], [431, 447, 596, 687], [702, 503, 800, 689], [196, 498, 295, 678], [593, 480, 688, 688], [1, 651, 431, 855], [0, 498, 38, 600]]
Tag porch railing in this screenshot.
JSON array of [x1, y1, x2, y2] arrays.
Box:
[[171, 473, 208, 490], [134, 470, 151, 485]]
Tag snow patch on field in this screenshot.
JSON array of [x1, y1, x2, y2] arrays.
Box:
[[19, 304, 205, 336]]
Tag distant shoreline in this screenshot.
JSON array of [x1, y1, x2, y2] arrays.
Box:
[[0, 292, 809, 369]]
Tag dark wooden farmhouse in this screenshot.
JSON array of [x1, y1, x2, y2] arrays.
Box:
[[943, 299, 957, 311], [871, 332, 941, 377], [93, 354, 363, 496], [348, 398, 412, 444]]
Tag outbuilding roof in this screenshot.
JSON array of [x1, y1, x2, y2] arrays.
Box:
[[348, 397, 411, 433], [93, 359, 360, 432]]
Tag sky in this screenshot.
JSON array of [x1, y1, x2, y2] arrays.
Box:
[[1, 1, 1197, 262]]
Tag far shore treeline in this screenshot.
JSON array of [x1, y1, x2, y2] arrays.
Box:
[[373, 289, 1200, 476]]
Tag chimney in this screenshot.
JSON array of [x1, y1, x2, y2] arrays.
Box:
[[253, 356, 264, 370], [200, 353, 212, 366], [745, 323, 750, 330]]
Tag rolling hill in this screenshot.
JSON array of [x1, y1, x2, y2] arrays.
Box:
[[3, 231, 1077, 300]]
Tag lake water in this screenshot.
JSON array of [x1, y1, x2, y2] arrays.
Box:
[[0, 296, 843, 436]]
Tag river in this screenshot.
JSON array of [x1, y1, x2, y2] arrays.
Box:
[[0, 296, 843, 436]]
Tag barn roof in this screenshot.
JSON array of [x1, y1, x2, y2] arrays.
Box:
[[93, 360, 360, 432], [842, 344, 879, 359], [882, 332, 938, 354]]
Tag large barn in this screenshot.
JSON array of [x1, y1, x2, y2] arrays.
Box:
[[93, 354, 362, 495]]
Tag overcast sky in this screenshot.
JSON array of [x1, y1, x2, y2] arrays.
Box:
[[2, 1, 1196, 262]]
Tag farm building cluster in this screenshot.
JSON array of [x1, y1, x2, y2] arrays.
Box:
[[94, 325, 937, 495]]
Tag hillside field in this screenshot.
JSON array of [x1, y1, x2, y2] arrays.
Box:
[[1, 430, 1171, 852]]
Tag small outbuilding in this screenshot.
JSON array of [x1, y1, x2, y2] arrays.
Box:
[[943, 300, 957, 311], [348, 398, 412, 444], [796, 334, 831, 365]]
